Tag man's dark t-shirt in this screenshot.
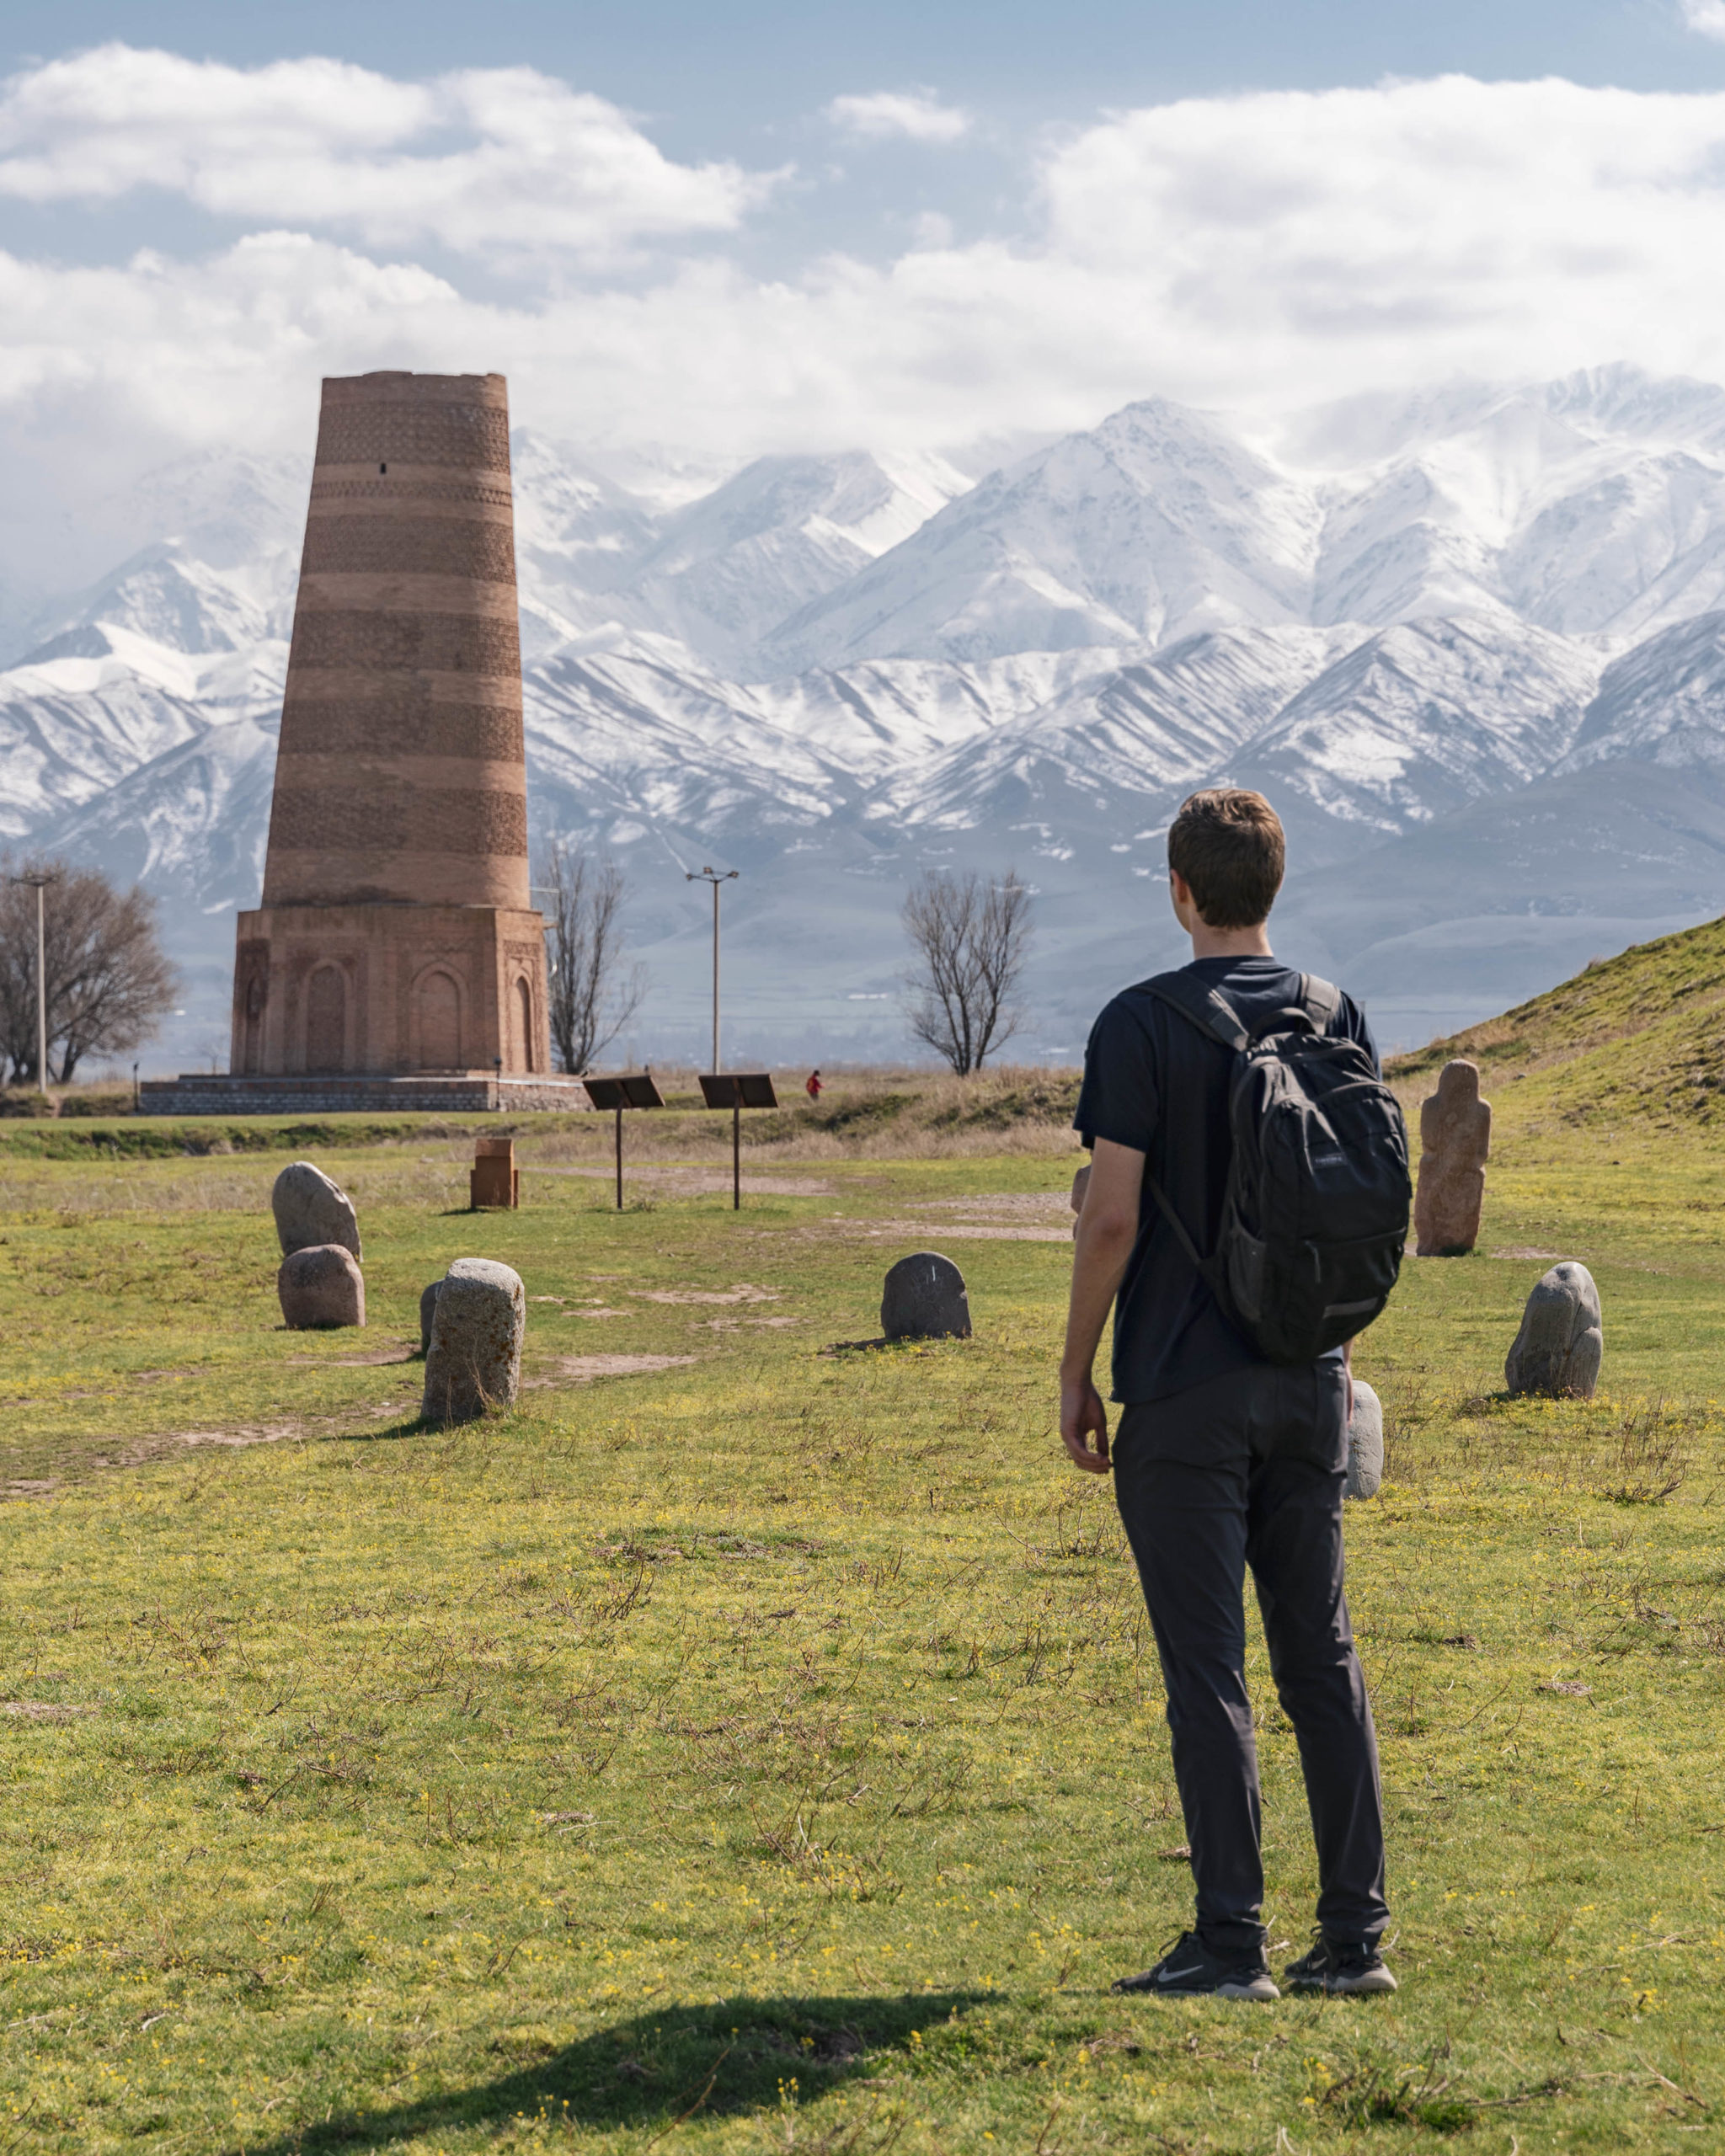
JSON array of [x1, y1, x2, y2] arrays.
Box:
[[1073, 957, 1379, 1405]]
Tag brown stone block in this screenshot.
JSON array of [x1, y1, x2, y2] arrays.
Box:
[[470, 1137, 519, 1209]]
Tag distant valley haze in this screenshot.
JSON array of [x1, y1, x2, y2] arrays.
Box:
[[5, 8, 1725, 1070]]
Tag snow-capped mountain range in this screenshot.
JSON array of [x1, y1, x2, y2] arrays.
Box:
[[9, 363, 1725, 1071]]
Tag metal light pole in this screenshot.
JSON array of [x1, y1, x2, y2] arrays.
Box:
[[8, 871, 54, 1094], [684, 866, 737, 1072]]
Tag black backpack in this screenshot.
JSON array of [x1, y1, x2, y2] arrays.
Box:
[[1143, 970, 1411, 1365]]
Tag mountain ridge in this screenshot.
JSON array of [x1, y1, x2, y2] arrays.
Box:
[[9, 362, 1725, 1070]]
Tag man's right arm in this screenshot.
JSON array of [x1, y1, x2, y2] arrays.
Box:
[[1059, 1137, 1145, 1474]]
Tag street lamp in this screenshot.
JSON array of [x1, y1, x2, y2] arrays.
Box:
[[8, 870, 54, 1096], [684, 865, 738, 1074]]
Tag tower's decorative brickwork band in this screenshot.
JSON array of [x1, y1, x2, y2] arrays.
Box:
[[262, 373, 528, 916], [148, 372, 584, 1113]]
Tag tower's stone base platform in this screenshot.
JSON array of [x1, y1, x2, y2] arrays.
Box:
[[231, 901, 554, 1084], [139, 1073, 590, 1118]]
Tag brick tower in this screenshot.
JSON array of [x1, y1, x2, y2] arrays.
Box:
[[200, 371, 578, 1110]]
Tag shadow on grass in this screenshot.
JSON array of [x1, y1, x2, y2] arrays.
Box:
[[333, 1417, 429, 1444], [328, 1404, 550, 1449], [820, 1337, 972, 1357], [224, 1988, 980, 2153]]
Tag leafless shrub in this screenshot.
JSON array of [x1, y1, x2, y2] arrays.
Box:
[[538, 841, 644, 1075], [900, 868, 1032, 1076], [1599, 1398, 1691, 1504], [0, 855, 178, 1084]]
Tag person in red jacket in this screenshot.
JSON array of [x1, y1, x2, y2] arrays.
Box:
[[805, 1070, 823, 1099]]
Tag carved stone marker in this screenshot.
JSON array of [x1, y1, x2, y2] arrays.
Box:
[[1414, 1059, 1492, 1256], [1344, 1379, 1383, 1501], [422, 1257, 525, 1425], [1505, 1261, 1602, 1400], [272, 1160, 361, 1258], [278, 1243, 366, 1330], [881, 1251, 971, 1341], [1070, 1163, 1091, 1239], [419, 1279, 442, 1357], [471, 1135, 518, 1209]]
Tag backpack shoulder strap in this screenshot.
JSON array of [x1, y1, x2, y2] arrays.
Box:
[[1298, 973, 1343, 1031], [1144, 970, 1249, 1053]]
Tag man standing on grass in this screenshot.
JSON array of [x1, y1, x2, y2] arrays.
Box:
[[1060, 787, 1396, 2003]]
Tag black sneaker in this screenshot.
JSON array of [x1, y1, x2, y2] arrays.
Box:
[[1113, 1930, 1279, 2002], [1282, 1932, 1397, 1995]]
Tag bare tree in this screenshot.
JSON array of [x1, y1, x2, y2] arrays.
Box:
[[0, 856, 179, 1086], [539, 840, 645, 1075], [901, 867, 1033, 1075]]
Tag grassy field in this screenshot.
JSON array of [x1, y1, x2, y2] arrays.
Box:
[[0, 1067, 1081, 1165], [3, 1059, 1725, 2152]]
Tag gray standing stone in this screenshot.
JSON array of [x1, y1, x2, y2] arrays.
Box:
[[272, 1160, 361, 1259], [881, 1251, 971, 1341], [421, 1258, 525, 1426], [419, 1279, 442, 1357], [278, 1243, 366, 1331], [1506, 1261, 1603, 1400], [1414, 1059, 1492, 1256], [1344, 1378, 1384, 1502]]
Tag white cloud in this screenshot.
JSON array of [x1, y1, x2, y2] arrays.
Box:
[[0, 45, 779, 263], [8, 62, 1725, 543], [1681, 1, 1725, 40], [825, 89, 971, 144]]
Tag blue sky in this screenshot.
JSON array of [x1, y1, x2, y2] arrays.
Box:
[[3, 0, 1725, 562], [10, 1, 1723, 122], [9, 3, 1724, 262]]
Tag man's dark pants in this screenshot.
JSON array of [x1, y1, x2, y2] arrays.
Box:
[[1114, 1359, 1388, 1963]]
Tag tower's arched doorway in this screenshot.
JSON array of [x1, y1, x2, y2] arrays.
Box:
[[242, 969, 267, 1075], [415, 970, 462, 1070]]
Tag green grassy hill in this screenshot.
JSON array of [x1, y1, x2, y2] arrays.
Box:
[[1391, 913, 1725, 1129]]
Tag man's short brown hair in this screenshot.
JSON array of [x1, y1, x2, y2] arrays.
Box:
[[1167, 788, 1285, 928]]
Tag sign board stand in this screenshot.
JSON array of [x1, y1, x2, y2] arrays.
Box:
[[579, 1073, 666, 1208], [697, 1073, 778, 1208]]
